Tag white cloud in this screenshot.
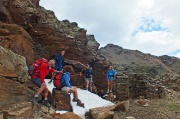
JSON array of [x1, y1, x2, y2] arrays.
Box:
[[40, 0, 180, 57], [175, 53, 180, 59]]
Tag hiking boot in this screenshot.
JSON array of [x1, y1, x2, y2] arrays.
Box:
[[109, 90, 112, 93], [84, 88, 88, 90], [106, 90, 109, 93], [32, 97, 39, 105], [72, 98, 80, 102], [77, 100, 84, 108], [43, 100, 50, 107], [72, 98, 77, 102]]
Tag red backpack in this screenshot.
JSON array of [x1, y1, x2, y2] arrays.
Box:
[[53, 73, 63, 89], [29, 58, 48, 76]]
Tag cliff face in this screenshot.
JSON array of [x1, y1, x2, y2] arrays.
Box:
[[0, 0, 101, 64], [0, 1, 109, 117]]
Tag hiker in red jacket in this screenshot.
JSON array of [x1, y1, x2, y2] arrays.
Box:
[[31, 59, 56, 107]]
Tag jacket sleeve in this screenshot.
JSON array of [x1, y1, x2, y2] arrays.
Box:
[[64, 74, 72, 88], [113, 70, 118, 75], [54, 54, 58, 61], [39, 63, 47, 83], [91, 69, 93, 75], [82, 69, 85, 74], [106, 70, 109, 79], [49, 68, 55, 72], [62, 57, 64, 69]]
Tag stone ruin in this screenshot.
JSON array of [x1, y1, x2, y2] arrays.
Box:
[[112, 74, 129, 101], [111, 73, 166, 101]]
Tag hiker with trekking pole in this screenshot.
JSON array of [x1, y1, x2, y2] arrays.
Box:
[[81, 64, 93, 92]]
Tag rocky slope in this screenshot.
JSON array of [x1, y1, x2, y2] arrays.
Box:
[[99, 44, 180, 78], [0, 0, 109, 118], [1, 0, 180, 118]]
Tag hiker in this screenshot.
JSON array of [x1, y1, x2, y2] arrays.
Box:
[[50, 50, 65, 83], [31, 59, 56, 107], [81, 64, 93, 92], [106, 66, 117, 93], [61, 66, 84, 107]]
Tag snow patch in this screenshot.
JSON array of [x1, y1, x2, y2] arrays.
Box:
[[45, 79, 114, 119]]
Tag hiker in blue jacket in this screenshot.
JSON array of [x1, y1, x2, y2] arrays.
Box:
[[106, 66, 117, 93], [54, 50, 65, 71], [61, 66, 84, 107], [50, 50, 65, 82], [82, 64, 93, 92]]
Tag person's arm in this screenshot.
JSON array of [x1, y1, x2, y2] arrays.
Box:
[[49, 68, 55, 72], [54, 54, 58, 60], [82, 69, 85, 74], [106, 70, 109, 79], [113, 70, 118, 75], [39, 63, 47, 83], [64, 74, 72, 88], [62, 57, 64, 69]]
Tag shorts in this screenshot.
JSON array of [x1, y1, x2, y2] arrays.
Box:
[[61, 86, 70, 93], [31, 78, 42, 87], [107, 78, 114, 81], [85, 78, 92, 82]]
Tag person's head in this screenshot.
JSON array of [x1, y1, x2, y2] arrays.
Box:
[[86, 64, 90, 69], [61, 50, 65, 56], [48, 59, 55, 68], [63, 65, 74, 74], [109, 66, 113, 70]]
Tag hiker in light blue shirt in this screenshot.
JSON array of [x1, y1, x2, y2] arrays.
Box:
[[106, 66, 117, 93], [61, 66, 84, 108]]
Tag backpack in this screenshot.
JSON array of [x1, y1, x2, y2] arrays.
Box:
[[53, 73, 63, 89], [84, 68, 93, 78], [28, 58, 48, 76]]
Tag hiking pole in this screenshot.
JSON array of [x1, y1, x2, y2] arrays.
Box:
[[91, 76, 97, 94]]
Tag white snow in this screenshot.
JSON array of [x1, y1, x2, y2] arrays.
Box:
[[45, 79, 114, 119]]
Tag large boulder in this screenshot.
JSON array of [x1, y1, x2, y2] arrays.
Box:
[[52, 88, 72, 111], [0, 76, 33, 115], [0, 46, 29, 82], [89, 107, 114, 119]]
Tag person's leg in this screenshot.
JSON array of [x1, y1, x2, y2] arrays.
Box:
[[44, 86, 49, 99], [68, 88, 78, 100], [51, 72, 56, 80], [109, 80, 113, 92], [89, 79, 92, 92], [35, 83, 46, 95], [31, 78, 45, 104], [107, 80, 110, 93], [86, 79, 89, 90]]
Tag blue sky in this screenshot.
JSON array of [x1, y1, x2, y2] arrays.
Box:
[[40, 0, 180, 58]]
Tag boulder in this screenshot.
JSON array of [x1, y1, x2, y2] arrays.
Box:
[[0, 46, 29, 82], [51, 112, 81, 119], [52, 88, 72, 111], [3, 103, 32, 119], [89, 107, 114, 119]]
